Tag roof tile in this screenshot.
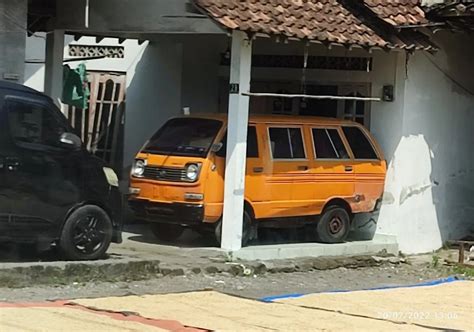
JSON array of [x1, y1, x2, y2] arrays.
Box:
[[194, 0, 433, 50]]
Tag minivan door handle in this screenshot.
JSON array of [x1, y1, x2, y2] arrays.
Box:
[[345, 166, 353, 172], [297, 165, 309, 171], [253, 167, 264, 173]]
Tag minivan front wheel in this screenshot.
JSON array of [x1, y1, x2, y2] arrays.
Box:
[[59, 205, 113, 260], [215, 210, 253, 247], [317, 206, 350, 243]]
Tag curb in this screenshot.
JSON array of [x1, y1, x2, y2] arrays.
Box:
[[0, 255, 402, 288]]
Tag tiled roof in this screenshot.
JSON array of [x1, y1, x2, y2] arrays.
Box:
[[193, 0, 435, 51], [364, 0, 428, 26], [425, 1, 474, 32]]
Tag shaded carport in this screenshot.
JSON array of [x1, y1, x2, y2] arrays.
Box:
[[31, 0, 436, 252]]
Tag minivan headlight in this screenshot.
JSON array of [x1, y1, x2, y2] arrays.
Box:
[[185, 164, 200, 181], [132, 159, 146, 178]]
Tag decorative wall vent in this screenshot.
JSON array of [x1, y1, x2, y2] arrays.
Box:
[[69, 45, 125, 59], [221, 54, 372, 72]]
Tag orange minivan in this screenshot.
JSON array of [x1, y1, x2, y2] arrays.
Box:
[[128, 115, 386, 245]]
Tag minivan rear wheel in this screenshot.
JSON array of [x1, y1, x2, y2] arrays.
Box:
[[150, 223, 184, 242], [215, 210, 253, 247], [59, 205, 113, 260], [317, 206, 350, 243]]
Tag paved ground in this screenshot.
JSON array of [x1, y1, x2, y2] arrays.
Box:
[[0, 223, 471, 302], [0, 223, 403, 288], [1, 280, 471, 331], [0, 258, 452, 302], [0, 223, 472, 331]]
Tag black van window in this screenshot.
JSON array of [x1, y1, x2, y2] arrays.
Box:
[[216, 126, 259, 158], [269, 127, 305, 159], [6, 99, 66, 147], [342, 126, 378, 159], [313, 128, 349, 159]]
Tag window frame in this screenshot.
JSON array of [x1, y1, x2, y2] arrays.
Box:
[[267, 125, 308, 161], [341, 125, 380, 161], [4, 95, 72, 151], [311, 126, 351, 161], [216, 125, 260, 159]]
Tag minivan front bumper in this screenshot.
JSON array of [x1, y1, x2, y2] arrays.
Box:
[[129, 199, 204, 225]]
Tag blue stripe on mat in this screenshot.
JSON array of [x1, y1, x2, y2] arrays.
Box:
[[260, 276, 462, 303]]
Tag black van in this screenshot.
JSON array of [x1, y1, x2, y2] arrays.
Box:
[[0, 81, 122, 260]]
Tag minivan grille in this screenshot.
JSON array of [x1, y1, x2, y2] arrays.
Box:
[[143, 166, 186, 182]]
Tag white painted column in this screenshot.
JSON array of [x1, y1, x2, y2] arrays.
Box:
[[221, 30, 252, 251], [44, 30, 65, 107]]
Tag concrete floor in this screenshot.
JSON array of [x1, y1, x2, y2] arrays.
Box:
[[114, 223, 398, 261]]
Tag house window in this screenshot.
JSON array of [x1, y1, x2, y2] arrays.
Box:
[[342, 126, 378, 159], [269, 127, 305, 159], [312, 128, 349, 159], [338, 85, 371, 128]]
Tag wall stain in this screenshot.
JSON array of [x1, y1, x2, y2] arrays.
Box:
[[399, 183, 433, 205]]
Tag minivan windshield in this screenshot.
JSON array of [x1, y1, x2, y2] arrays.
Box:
[[143, 118, 223, 157]]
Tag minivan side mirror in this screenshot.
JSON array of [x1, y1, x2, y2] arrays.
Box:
[[211, 142, 223, 153], [59, 132, 82, 151]]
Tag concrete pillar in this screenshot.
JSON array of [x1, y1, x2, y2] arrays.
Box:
[[221, 30, 252, 251], [44, 30, 65, 107], [0, 0, 27, 83]]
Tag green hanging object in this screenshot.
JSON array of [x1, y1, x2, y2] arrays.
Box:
[[62, 63, 90, 109]]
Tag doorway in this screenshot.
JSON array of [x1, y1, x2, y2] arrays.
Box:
[[63, 72, 126, 171]]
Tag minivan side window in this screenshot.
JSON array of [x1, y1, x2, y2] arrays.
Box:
[[269, 127, 306, 159], [342, 126, 378, 159], [312, 128, 349, 159], [216, 126, 259, 158], [6, 99, 67, 148]]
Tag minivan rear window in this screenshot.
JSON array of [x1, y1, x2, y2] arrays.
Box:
[[312, 128, 349, 159], [143, 118, 222, 157], [342, 126, 378, 159]]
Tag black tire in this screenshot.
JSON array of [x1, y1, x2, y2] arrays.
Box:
[[59, 205, 113, 260], [215, 210, 253, 247], [317, 206, 351, 243], [150, 223, 184, 242]]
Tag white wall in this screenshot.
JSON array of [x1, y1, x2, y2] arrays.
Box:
[[376, 31, 474, 253], [24, 33, 47, 90], [0, 0, 27, 83], [25, 35, 149, 91], [123, 41, 183, 173]]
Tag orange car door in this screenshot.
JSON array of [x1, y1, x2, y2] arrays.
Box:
[[258, 125, 309, 218], [244, 125, 266, 207], [341, 125, 385, 213], [309, 126, 355, 214], [210, 125, 265, 217]]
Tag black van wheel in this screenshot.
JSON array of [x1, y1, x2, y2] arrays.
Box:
[[150, 223, 184, 242], [317, 206, 350, 243], [215, 210, 253, 247], [59, 205, 113, 260]]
